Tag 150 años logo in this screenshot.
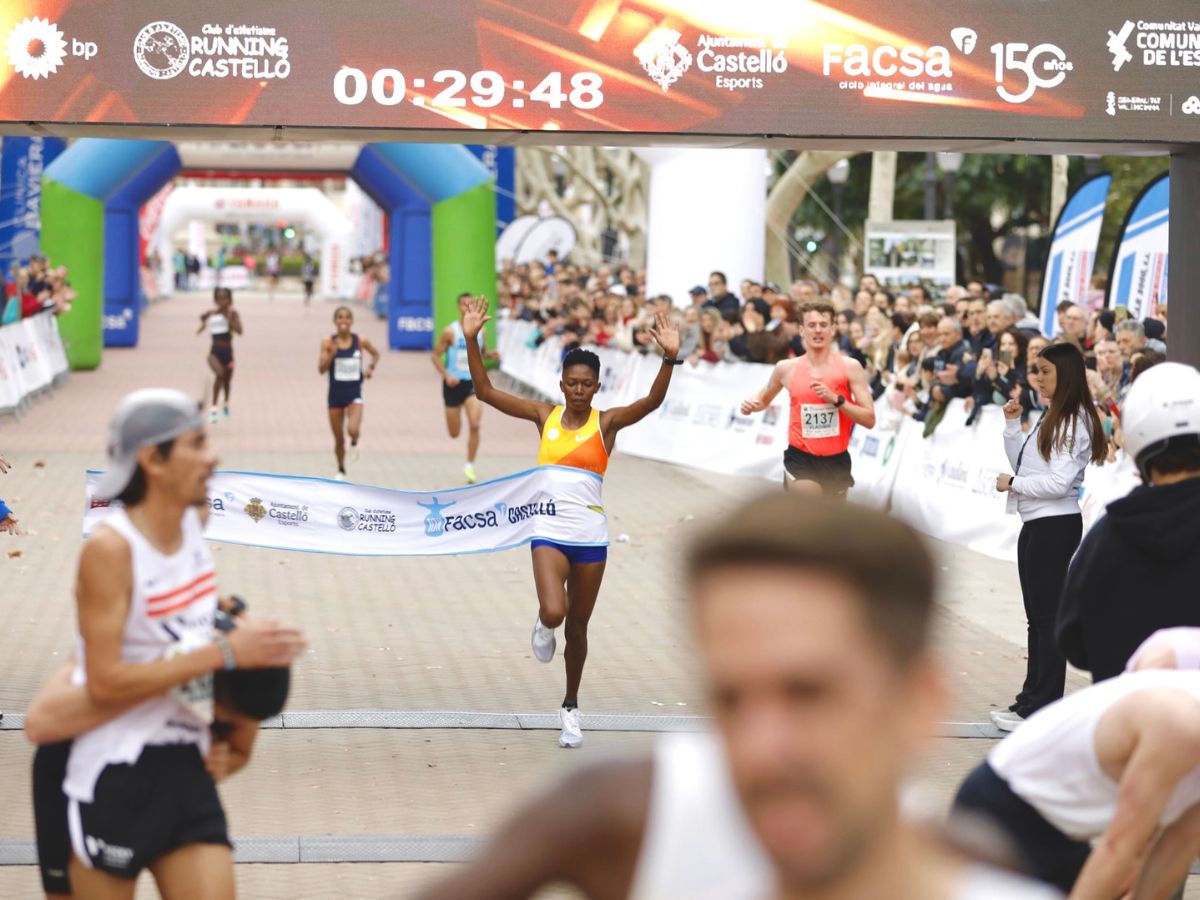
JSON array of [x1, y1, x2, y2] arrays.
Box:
[[991, 41, 1073, 104]]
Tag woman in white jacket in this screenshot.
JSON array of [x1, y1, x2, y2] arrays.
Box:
[[992, 342, 1107, 731]]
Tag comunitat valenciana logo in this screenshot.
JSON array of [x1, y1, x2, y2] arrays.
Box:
[[133, 21, 290, 81], [6, 16, 96, 80]]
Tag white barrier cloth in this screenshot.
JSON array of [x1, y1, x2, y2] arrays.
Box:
[[84, 466, 608, 557], [0, 314, 69, 411]]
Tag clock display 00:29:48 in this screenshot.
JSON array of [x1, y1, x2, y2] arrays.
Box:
[[333, 68, 604, 110]]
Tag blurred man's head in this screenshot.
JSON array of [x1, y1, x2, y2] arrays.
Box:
[[1095, 338, 1123, 377], [965, 299, 987, 335], [938, 316, 964, 350], [966, 280, 987, 300], [1116, 320, 1146, 359], [918, 312, 940, 349], [790, 280, 818, 304], [709, 271, 729, 299], [799, 301, 836, 351], [1060, 303, 1087, 342], [687, 494, 941, 893]]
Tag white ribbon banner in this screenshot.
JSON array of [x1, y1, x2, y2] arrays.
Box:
[[84, 465, 608, 557]]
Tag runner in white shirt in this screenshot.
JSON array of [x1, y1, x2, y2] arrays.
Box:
[[416, 495, 1060, 900], [63, 389, 305, 900]]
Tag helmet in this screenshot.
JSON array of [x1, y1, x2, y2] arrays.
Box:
[[1122, 362, 1200, 478]]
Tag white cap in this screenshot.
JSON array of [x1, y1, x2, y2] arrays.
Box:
[[1122, 362, 1200, 476], [93, 389, 205, 500]]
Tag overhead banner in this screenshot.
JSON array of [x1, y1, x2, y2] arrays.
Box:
[[5, 3, 1200, 143], [1109, 173, 1169, 321], [84, 465, 608, 556], [1039, 173, 1111, 336], [0, 135, 65, 275], [864, 220, 957, 291]]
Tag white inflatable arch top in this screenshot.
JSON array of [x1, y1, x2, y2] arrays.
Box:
[[156, 185, 353, 299]]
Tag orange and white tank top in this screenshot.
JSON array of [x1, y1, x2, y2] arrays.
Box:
[[65, 506, 218, 803], [788, 352, 853, 456], [537, 406, 609, 477]]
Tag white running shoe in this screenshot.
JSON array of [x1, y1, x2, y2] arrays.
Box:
[[990, 709, 1025, 732], [209, 407, 218, 425], [334, 471, 347, 482], [531, 615, 556, 662], [222, 405, 230, 422], [350, 443, 359, 462], [559, 707, 582, 748], [464, 462, 477, 484]]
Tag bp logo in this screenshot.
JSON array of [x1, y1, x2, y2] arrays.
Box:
[[6, 16, 68, 80], [635, 28, 692, 92], [133, 21, 189, 80], [337, 506, 358, 531], [244, 497, 267, 523]]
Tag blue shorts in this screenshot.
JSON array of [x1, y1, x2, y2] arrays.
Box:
[[531, 539, 607, 564]]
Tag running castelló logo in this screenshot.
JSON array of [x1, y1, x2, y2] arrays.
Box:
[[635, 28, 692, 91], [6, 16, 68, 80], [244, 497, 267, 523]]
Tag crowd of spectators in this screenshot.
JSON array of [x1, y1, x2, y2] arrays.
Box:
[[2, 255, 74, 323], [497, 256, 1169, 445]]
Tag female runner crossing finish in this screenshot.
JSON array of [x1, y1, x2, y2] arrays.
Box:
[[461, 295, 680, 748]]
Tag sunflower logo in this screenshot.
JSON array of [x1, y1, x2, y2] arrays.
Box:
[[6, 17, 68, 80]]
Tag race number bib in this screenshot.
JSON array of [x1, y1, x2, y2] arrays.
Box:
[[801, 403, 839, 439], [453, 349, 469, 373], [165, 635, 214, 724], [334, 356, 362, 382]]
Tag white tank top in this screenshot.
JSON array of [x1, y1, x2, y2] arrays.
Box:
[[208, 312, 230, 336], [990, 669, 1200, 838], [64, 507, 218, 803], [628, 732, 775, 900]]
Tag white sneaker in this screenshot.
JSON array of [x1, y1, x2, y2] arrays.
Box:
[[990, 709, 1025, 732], [531, 615, 556, 663], [209, 407, 218, 425], [558, 707, 582, 748], [464, 462, 477, 484], [350, 443, 359, 462], [334, 471, 347, 482]]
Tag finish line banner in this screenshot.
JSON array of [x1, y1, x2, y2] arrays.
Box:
[[5, 2, 1200, 143], [83, 466, 607, 556]]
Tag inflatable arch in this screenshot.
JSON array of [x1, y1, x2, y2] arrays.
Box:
[[155, 186, 354, 301], [41, 139, 494, 369]]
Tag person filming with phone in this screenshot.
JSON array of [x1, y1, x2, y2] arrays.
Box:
[[991, 342, 1107, 733], [968, 327, 1029, 424]]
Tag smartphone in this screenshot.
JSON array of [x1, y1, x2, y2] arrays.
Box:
[[1085, 356, 1097, 371], [999, 348, 1013, 366]]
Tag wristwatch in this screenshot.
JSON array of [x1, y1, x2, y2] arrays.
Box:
[[663, 356, 684, 366], [834, 395, 847, 407]]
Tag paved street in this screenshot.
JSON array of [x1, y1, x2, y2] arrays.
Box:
[[0, 288, 1184, 897]]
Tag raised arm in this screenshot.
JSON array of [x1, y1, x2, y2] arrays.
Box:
[[462, 295, 550, 427], [741, 359, 790, 416], [603, 311, 680, 434], [317, 336, 335, 375]]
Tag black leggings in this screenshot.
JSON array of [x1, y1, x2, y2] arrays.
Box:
[[1014, 513, 1081, 717]]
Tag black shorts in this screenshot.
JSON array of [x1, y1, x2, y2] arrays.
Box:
[[33, 740, 72, 896], [442, 379, 475, 408], [68, 744, 230, 880], [783, 446, 854, 496], [210, 341, 233, 368]]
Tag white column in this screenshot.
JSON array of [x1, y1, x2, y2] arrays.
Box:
[[635, 148, 766, 306]]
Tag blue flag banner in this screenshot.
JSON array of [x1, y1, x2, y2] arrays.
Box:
[[1109, 172, 1169, 322], [1039, 173, 1111, 336], [0, 136, 66, 277], [84, 466, 608, 557]]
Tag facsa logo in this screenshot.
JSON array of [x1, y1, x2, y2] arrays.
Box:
[[634, 28, 692, 92], [950, 28, 978, 56], [1107, 20, 1135, 72], [822, 44, 952, 79]]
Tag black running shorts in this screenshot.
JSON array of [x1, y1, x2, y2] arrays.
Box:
[[442, 379, 476, 408], [783, 446, 855, 496], [69, 744, 230, 880]]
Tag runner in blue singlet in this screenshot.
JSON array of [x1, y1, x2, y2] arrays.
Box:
[[318, 306, 380, 480], [431, 292, 500, 484]]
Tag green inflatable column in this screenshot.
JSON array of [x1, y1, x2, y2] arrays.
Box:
[[40, 181, 104, 370], [432, 181, 498, 347]]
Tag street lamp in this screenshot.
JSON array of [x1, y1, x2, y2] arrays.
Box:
[[937, 152, 965, 219], [827, 158, 851, 284]]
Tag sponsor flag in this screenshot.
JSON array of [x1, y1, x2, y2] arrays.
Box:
[[1039, 173, 1111, 335], [84, 465, 608, 557], [1108, 172, 1169, 321], [0, 136, 66, 276]]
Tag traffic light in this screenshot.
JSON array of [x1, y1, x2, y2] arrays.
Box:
[[804, 239, 819, 253], [283, 226, 296, 240]]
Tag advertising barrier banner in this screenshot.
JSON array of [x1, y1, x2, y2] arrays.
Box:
[[0, 314, 69, 411], [1040, 173, 1112, 335], [0, 135, 65, 276], [3, 3, 1200, 144], [1109, 172, 1169, 320], [84, 465, 609, 557]]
